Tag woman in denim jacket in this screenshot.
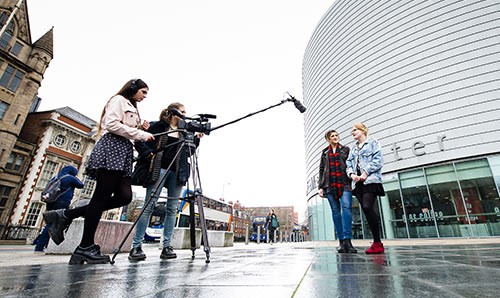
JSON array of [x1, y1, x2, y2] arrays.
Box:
[[346, 123, 385, 254]]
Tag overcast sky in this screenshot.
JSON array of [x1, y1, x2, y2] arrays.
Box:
[[27, 0, 334, 222]]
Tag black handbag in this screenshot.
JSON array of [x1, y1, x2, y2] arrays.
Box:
[[131, 158, 151, 186]]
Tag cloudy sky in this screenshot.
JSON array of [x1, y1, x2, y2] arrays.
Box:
[[27, 0, 334, 222]]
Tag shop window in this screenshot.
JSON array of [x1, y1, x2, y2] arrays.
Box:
[[0, 100, 8, 120], [399, 169, 438, 238], [24, 202, 43, 227], [425, 164, 468, 237], [455, 159, 500, 236], [39, 160, 58, 188], [5, 152, 25, 172], [381, 173, 407, 239]]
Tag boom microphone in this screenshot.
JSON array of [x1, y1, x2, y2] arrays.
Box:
[[286, 94, 307, 113], [197, 113, 217, 119], [293, 99, 307, 113]]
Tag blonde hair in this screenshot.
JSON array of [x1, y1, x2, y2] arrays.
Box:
[[353, 123, 368, 136]]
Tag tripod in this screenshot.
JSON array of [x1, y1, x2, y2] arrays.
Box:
[[110, 129, 211, 264]]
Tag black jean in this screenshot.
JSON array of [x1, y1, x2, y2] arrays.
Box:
[[65, 170, 132, 248]]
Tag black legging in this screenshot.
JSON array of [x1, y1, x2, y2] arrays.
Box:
[[356, 192, 381, 243], [65, 170, 132, 247]]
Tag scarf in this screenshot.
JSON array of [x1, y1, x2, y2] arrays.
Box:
[[328, 145, 344, 200]]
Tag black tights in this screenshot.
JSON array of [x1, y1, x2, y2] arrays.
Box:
[[65, 170, 132, 248], [356, 192, 381, 243]]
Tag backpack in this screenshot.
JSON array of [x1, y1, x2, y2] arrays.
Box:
[[271, 217, 279, 229], [41, 174, 71, 203]]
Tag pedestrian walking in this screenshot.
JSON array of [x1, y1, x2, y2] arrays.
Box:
[[43, 79, 154, 264], [34, 165, 84, 253], [318, 129, 357, 253], [265, 209, 278, 243], [346, 123, 385, 254]]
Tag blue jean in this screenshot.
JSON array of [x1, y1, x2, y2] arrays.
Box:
[[35, 200, 70, 251], [132, 169, 182, 248], [326, 190, 353, 240]]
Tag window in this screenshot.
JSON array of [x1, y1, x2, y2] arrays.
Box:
[[0, 12, 14, 49], [54, 135, 66, 146], [11, 41, 22, 56], [70, 141, 81, 153], [39, 161, 58, 188], [81, 177, 96, 198], [0, 185, 13, 218], [5, 152, 25, 172], [24, 202, 43, 227], [0, 64, 24, 92], [0, 101, 8, 120]]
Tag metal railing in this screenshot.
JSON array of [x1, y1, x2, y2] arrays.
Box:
[[0, 224, 40, 240]]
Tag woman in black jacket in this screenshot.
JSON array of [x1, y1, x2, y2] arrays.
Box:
[[318, 129, 357, 253], [129, 102, 202, 261]]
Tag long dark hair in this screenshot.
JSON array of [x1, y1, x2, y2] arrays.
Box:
[[97, 79, 149, 135]]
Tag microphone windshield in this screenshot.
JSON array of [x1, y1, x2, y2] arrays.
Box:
[[293, 99, 307, 113]]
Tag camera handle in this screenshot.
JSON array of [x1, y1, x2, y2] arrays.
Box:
[[209, 94, 303, 132]]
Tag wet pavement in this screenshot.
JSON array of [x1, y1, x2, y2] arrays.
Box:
[[1, 239, 500, 297]]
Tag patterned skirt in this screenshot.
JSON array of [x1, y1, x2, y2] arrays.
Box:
[[85, 133, 134, 179]]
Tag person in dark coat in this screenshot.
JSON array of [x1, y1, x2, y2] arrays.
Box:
[[265, 209, 278, 243], [35, 165, 84, 253], [129, 102, 203, 261]]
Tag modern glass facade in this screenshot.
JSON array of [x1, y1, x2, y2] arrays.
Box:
[[309, 155, 500, 240], [303, 1, 500, 240]]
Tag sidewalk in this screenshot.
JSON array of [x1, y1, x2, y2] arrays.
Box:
[[1, 238, 500, 297]]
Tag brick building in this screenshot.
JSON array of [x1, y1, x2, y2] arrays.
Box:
[[0, 0, 53, 226], [229, 200, 251, 241], [9, 107, 96, 233]]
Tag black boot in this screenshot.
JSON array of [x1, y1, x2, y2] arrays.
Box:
[[129, 246, 146, 261], [43, 209, 72, 245], [160, 246, 177, 259], [337, 239, 347, 253], [69, 244, 110, 264], [344, 238, 358, 253]]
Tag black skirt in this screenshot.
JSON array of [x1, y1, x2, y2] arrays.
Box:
[[352, 182, 385, 198], [85, 133, 133, 179]]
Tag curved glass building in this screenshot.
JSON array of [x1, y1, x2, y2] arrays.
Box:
[[303, 1, 500, 240]]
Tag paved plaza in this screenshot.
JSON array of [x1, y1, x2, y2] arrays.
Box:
[[1, 239, 500, 297]]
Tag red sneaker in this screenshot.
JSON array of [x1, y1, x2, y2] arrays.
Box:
[[365, 242, 384, 254]]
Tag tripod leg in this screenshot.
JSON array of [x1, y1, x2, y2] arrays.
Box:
[[110, 169, 168, 264], [196, 191, 211, 263], [189, 197, 196, 260]]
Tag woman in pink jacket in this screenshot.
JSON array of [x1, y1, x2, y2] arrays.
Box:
[[43, 79, 154, 264]]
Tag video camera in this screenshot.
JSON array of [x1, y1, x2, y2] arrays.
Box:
[[169, 108, 214, 136]]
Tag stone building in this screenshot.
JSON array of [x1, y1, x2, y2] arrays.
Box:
[[8, 107, 96, 233], [0, 0, 53, 227]]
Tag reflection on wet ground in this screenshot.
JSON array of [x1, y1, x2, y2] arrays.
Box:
[[1, 243, 500, 297]]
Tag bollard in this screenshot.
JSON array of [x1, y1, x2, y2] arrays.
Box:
[[266, 228, 269, 244], [279, 230, 283, 243], [245, 224, 249, 245], [257, 226, 261, 244]]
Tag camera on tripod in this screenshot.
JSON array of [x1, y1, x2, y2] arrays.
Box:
[[178, 116, 212, 136]]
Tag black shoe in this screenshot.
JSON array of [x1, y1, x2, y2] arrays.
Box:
[[129, 246, 146, 261], [344, 238, 358, 253], [69, 244, 110, 264], [338, 239, 347, 253], [43, 209, 72, 245], [160, 246, 177, 259]]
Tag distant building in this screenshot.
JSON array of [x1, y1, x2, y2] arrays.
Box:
[[229, 200, 251, 241], [0, 1, 54, 226], [10, 107, 96, 231], [246, 206, 296, 236]]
